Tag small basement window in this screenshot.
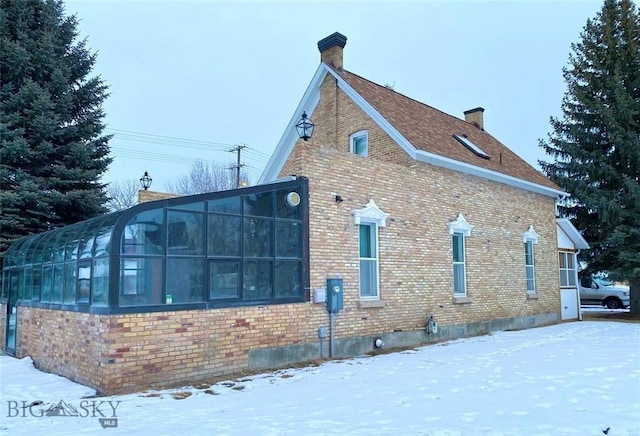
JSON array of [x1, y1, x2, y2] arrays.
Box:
[[453, 134, 490, 159]]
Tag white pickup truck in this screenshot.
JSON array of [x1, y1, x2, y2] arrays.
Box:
[[579, 276, 630, 309]]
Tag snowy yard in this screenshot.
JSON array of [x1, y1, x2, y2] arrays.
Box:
[[1, 320, 639, 435]]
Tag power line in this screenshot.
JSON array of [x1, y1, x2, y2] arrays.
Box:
[[106, 128, 275, 159], [110, 147, 263, 177], [106, 128, 235, 149]]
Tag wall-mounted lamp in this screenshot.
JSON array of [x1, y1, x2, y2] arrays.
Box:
[[295, 111, 314, 141], [331, 192, 343, 203], [140, 171, 152, 190]]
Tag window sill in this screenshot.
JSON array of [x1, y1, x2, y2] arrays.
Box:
[[358, 300, 386, 309], [453, 296, 473, 304], [526, 293, 539, 300]]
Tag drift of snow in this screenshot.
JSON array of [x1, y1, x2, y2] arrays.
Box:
[[1, 321, 639, 435]]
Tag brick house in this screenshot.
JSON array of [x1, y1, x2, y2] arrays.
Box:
[[1, 32, 587, 395]]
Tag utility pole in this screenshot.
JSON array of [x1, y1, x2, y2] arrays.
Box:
[[227, 144, 247, 188]]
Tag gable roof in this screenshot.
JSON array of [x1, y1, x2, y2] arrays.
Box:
[[260, 63, 567, 198]]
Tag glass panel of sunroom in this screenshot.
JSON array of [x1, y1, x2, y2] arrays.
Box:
[[119, 257, 163, 306], [35, 232, 56, 265], [63, 262, 76, 304], [18, 268, 31, 300], [275, 221, 301, 258], [32, 267, 42, 301], [208, 215, 241, 256], [167, 210, 204, 256], [78, 222, 100, 259], [92, 257, 109, 306], [41, 264, 53, 302], [77, 263, 91, 304], [166, 258, 204, 303], [122, 209, 164, 255], [209, 196, 241, 214], [244, 219, 273, 258], [209, 261, 240, 300], [94, 214, 119, 258], [244, 192, 274, 217], [275, 261, 302, 299], [52, 263, 63, 303], [243, 260, 272, 301]]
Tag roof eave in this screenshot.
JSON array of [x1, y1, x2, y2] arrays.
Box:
[[415, 150, 568, 198], [556, 217, 590, 250]]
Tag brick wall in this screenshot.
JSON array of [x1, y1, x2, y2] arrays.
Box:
[[15, 304, 315, 395], [282, 81, 560, 341], [138, 190, 179, 203], [16, 307, 110, 388]]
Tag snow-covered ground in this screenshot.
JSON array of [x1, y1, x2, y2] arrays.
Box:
[[1, 321, 639, 436]]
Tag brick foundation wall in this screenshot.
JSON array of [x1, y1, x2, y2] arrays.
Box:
[[14, 303, 316, 395], [16, 307, 110, 388]]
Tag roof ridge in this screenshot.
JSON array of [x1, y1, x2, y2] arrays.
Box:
[[340, 67, 473, 130]]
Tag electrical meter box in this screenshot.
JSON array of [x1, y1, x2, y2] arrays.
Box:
[[326, 278, 343, 313]]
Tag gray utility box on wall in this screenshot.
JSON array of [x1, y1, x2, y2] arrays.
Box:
[[326, 278, 343, 313]]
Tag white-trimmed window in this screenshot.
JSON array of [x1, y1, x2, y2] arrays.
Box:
[[452, 232, 467, 295], [558, 251, 577, 287], [524, 241, 535, 293], [359, 223, 378, 298], [522, 225, 539, 294], [447, 214, 474, 297], [350, 130, 368, 156], [353, 200, 389, 300]]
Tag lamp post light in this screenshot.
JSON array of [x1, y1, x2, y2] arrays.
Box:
[[295, 111, 314, 141], [140, 171, 152, 190]]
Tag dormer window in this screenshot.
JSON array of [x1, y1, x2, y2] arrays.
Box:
[[453, 134, 490, 159], [350, 131, 368, 156]]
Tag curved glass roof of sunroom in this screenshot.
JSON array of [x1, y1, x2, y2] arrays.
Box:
[[1, 177, 310, 314]]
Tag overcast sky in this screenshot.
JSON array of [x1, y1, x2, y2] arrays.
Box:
[[65, 0, 602, 191]]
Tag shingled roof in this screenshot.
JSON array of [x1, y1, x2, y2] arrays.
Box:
[[260, 33, 565, 197], [333, 67, 560, 191]]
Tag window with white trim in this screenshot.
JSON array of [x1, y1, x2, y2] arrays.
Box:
[[350, 131, 368, 156], [447, 214, 474, 297], [359, 223, 378, 298], [352, 200, 389, 300], [452, 232, 467, 295], [524, 241, 535, 293], [558, 252, 577, 287], [522, 225, 539, 294]]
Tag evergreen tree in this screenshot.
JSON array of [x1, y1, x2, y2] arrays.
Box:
[[540, 0, 640, 313], [0, 0, 112, 257]]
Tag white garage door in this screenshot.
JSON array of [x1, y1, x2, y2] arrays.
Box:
[[561, 288, 579, 320]]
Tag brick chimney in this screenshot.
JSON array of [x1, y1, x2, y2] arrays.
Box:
[[318, 32, 347, 70], [464, 107, 485, 130]]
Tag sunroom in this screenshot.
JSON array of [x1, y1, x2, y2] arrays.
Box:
[[2, 177, 310, 354]]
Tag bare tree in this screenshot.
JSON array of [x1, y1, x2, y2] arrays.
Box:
[[166, 160, 250, 195], [106, 179, 139, 211]]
